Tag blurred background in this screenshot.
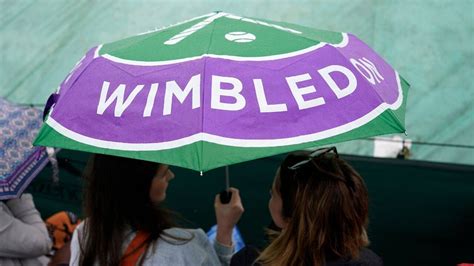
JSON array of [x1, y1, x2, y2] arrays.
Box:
[[1, 1, 473, 265]]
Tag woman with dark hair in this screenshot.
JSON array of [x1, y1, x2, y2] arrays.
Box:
[[231, 147, 382, 266], [69, 154, 244, 266]]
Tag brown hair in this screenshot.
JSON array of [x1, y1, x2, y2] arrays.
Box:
[[79, 154, 177, 266], [257, 150, 370, 266]]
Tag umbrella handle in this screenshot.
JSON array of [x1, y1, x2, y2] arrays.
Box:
[[219, 190, 232, 204], [219, 166, 232, 204]]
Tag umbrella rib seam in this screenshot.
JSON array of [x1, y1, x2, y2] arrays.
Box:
[[199, 16, 219, 172]]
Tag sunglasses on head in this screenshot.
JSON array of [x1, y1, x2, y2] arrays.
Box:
[[287, 146, 355, 191], [288, 146, 338, 170]]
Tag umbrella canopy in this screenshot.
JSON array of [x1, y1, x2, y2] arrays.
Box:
[[34, 12, 409, 172], [1, 98, 49, 200]]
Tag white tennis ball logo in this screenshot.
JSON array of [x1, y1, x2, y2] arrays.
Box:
[[225, 32, 256, 43]]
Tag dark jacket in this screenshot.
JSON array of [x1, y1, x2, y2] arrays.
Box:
[[231, 246, 383, 266]]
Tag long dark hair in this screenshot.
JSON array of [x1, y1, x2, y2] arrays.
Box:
[[258, 150, 370, 266], [79, 154, 176, 266]]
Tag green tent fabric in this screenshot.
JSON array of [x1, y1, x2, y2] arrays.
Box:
[[1, 0, 473, 165], [27, 150, 474, 266]]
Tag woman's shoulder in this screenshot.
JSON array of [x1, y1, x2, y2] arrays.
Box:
[[358, 248, 383, 265], [327, 248, 383, 266], [143, 228, 217, 265], [75, 220, 85, 231], [161, 227, 208, 245], [70, 225, 214, 265], [71, 224, 207, 247]]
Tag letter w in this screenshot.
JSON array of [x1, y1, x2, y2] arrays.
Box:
[[96, 81, 144, 117]]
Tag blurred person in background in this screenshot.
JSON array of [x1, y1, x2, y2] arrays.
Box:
[[0, 193, 52, 265]]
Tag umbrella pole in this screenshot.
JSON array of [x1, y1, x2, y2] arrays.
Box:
[[219, 166, 232, 204], [225, 165, 230, 191]]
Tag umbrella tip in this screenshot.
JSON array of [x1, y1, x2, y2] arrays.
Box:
[[200, 171, 203, 176]]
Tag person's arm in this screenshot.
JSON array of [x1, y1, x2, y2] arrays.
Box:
[[191, 228, 234, 266], [0, 194, 52, 258], [214, 188, 244, 246], [214, 187, 245, 265], [213, 238, 234, 265]]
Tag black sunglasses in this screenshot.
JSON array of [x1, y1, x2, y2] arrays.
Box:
[[288, 146, 338, 170], [287, 147, 355, 192]]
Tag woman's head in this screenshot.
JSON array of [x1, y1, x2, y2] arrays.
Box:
[[83, 154, 174, 219], [262, 147, 369, 266], [80, 154, 176, 266]]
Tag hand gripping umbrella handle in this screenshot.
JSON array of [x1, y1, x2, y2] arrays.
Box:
[[219, 190, 232, 204]]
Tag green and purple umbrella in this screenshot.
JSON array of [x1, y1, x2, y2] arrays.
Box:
[[34, 12, 409, 172]]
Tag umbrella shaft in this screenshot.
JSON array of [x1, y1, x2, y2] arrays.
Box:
[[225, 166, 230, 191]]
